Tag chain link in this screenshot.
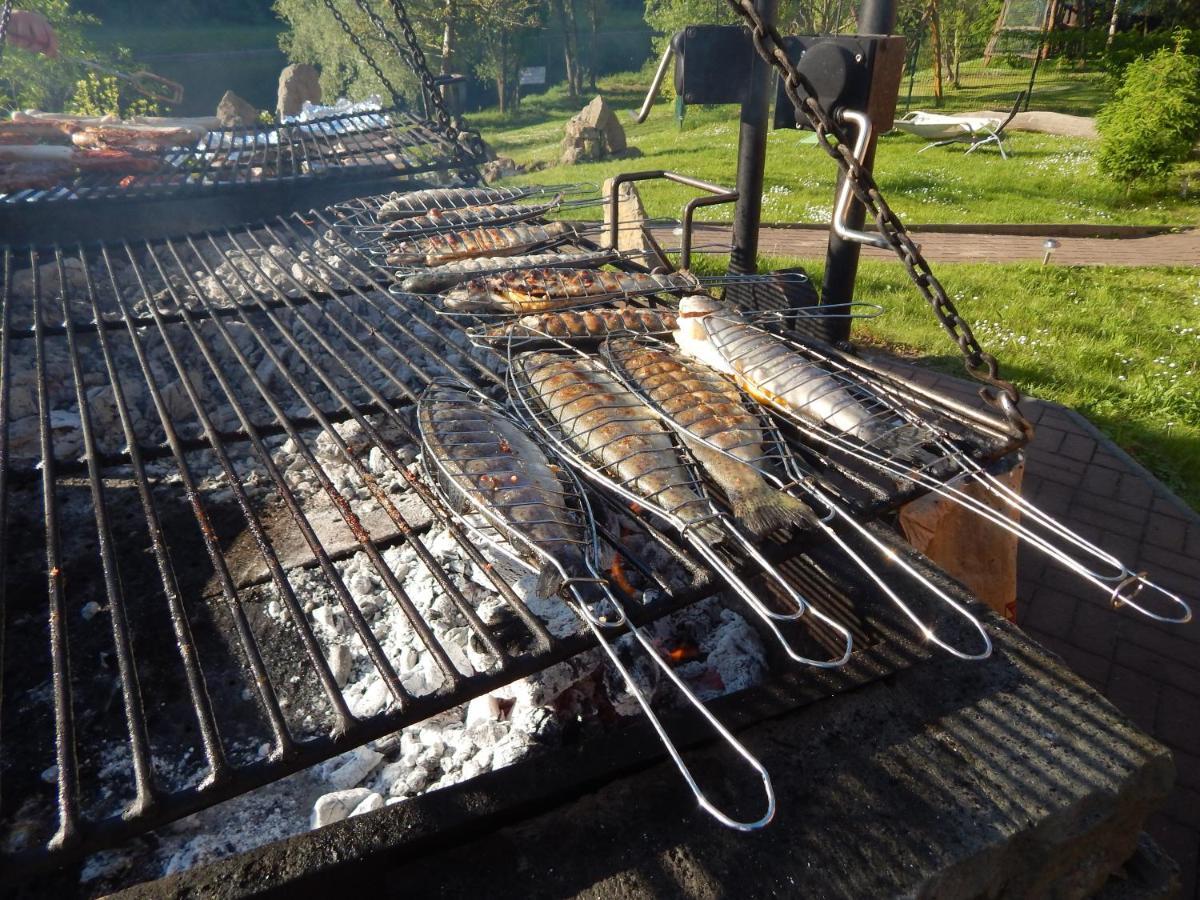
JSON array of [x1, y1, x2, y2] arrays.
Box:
[[322, 0, 482, 181], [320, 0, 408, 109], [725, 0, 1031, 438]]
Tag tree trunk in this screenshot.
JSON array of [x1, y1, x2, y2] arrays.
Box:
[[928, 0, 944, 103], [1106, 0, 1120, 47], [585, 0, 599, 91], [496, 33, 509, 113], [440, 0, 455, 74], [551, 0, 580, 99]]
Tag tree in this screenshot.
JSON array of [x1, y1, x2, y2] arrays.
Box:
[[1096, 34, 1200, 185], [472, 0, 541, 111], [275, 0, 426, 106]]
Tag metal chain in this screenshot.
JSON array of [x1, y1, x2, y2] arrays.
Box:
[[0, 0, 14, 65], [380, 0, 454, 132], [322, 0, 482, 180], [724, 0, 1031, 437], [380, 0, 486, 179], [320, 0, 409, 111]]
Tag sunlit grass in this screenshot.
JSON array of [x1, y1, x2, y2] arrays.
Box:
[[478, 75, 1200, 227]]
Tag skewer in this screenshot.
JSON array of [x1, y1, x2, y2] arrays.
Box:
[[689, 310, 1192, 625], [505, 336, 854, 669], [416, 382, 774, 831]]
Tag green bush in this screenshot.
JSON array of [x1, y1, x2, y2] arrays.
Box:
[[1096, 34, 1200, 185]]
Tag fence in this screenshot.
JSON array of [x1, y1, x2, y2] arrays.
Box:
[[899, 26, 1047, 114]]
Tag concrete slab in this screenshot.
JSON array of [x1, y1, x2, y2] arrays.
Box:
[[114, 603, 1173, 899]]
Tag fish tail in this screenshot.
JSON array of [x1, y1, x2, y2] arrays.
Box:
[[726, 482, 810, 538]]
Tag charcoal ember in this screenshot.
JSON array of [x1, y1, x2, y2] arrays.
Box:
[[310, 788, 373, 829]]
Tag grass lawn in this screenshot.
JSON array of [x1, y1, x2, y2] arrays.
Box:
[[900, 59, 1109, 116], [716, 256, 1198, 509], [477, 75, 1200, 227]]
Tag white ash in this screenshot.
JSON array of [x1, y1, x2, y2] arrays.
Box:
[[75, 588, 765, 894]]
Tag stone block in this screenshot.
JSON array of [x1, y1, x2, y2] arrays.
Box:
[[216, 90, 259, 127], [278, 63, 321, 119]]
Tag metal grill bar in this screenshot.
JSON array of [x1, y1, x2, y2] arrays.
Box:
[[2, 217, 737, 873]]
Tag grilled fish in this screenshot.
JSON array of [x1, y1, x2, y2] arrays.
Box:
[[673, 295, 887, 442], [477, 307, 679, 344], [395, 250, 618, 293], [377, 186, 534, 222], [444, 267, 701, 312], [418, 384, 590, 598], [603, 339, 808, 538], [383, 197, 560, 236], [386, 222, 573, 267], [515, 352, 723, 545]]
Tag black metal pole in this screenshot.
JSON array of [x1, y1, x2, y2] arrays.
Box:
[[728, 0, 778, 275], [820, 0, 897, 341]]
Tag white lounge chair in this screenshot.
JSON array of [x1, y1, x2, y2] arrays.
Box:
[[894, 91, 1025, 159]]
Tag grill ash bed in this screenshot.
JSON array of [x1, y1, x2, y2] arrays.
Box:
[[0, 0, 1189, 894]]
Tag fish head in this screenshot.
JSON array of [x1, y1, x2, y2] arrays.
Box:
[[673, 295, 735, 374]]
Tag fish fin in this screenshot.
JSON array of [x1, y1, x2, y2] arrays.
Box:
[[728, 483, 810, 538], [535, 563, 566, 599]]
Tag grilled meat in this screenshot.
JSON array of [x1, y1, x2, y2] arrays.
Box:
[[378, 186, 533, 222], [383, 198, 559, 236], [418, 385, 590, 598], [0, 120, 76, 145], [444, 267, 700, 312], [603, 338, 808, 537], [386, 222, 572, 267], [0, 160, 73, 192], [515, 352, 723, 544], [395, 250, 618, 293], [0, 145, 160, 190], [673, 295, 888, 442], [478, 307, 679, 344], [69, 123, 200, 153]]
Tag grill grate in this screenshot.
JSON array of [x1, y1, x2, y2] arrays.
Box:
[[0, 207, 1019, 874], [0, 216, 742, 872], [0, 110, 469, 206]]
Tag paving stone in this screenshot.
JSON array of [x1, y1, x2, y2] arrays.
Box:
[[1069, 602, 1119, 658], [1116, 475, 1155, 509], [1147, 815, 1199, 900], [1106, 664, 1162, 735], [1054, 643, 1112, 689], [1145, 513, 1188, 554], [1156, 686, 1200, 752], [1116, 641, 1200, 696], [1120, 621, 1200, 671], [1023, 588, 1078, 640], [1060, 432, 1098, 463], [1031, 424, 1066, 453], [1175, 749, 1200, 792], [1161, 785, 1200, 832]]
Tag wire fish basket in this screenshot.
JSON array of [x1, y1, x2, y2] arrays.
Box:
[[433, 270, 833, 319], [601, 334, 993, 660], [329, 183, 594, 229], [504, 336, 854, 669], [681, 303, 1193, 625], [416, 381, 775, 831]]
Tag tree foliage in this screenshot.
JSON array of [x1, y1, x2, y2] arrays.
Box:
[[1096, 33, 1200, 184], [0, 0, 102, 110]]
